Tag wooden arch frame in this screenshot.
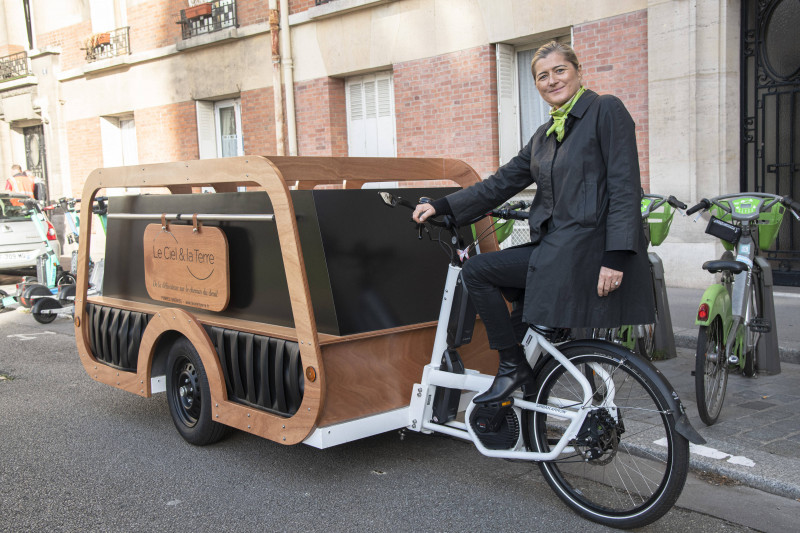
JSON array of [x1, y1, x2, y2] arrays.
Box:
[[74, 156, 495, 444]]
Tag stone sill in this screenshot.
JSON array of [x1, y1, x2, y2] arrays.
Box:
[[0, 75, 38, 91], [290, 0, 400, 25]]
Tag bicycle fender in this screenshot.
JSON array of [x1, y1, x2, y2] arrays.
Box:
[[695, 283, 730, 327], [557, 339, 706, 445]]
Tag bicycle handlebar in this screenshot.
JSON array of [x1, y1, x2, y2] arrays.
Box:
[[685, 192, 799, 221], [685, 199, 710, 216]]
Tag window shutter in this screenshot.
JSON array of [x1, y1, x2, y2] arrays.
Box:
[[347, 73, 396, 158], [496, 43, 518, 166], [196, 101, 216, 159]]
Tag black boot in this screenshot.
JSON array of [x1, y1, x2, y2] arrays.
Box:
[[472, 344, 533, 404]]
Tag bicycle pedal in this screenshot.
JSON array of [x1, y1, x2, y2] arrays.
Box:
[[748, 318, 771, 333]]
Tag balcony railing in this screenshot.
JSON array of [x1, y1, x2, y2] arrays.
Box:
[[84, 27, 131, 62], [0, 51, 32, 82], [179, 0, 238, 40], [315, 0, 336, 5]]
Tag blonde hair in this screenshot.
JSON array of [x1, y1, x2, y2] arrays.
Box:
[[531, 41, 581, 78]]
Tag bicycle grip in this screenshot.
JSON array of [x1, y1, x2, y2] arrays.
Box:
[[685, 199, 710, 216], [668, 196, 687, 210], [782, 195, 800, 213]]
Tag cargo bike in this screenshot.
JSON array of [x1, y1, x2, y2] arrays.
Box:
[[72, 157, 702, 529]]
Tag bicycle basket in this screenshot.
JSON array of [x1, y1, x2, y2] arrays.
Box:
[[646, 204, 674, 246], [471, 216, 516, 244], [756, 202, 785, 251]]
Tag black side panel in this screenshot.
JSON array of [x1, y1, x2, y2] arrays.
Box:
[[205, 325, 303, 417], [86, 304, 151, 371]]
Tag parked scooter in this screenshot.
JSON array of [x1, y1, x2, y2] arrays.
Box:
[[31, 197, 107, 323]]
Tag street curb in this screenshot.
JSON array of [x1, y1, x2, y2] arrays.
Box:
[[674, 330, 800, 366]]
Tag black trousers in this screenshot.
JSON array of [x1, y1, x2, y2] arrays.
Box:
[[461, 245, 534, 350]]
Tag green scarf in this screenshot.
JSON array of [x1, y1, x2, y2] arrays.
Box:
[[546, 86, 586, 142]]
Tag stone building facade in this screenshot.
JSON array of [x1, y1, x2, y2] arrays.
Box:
[[0, 1, 755, 287]]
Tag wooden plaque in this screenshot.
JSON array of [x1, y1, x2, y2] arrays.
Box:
[[143, 223, 230, 311]]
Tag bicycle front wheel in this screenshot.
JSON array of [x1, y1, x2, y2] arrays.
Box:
[[526, 343, 689, 529], [695, 316, 728, 425], [634, 323, 656, 360]]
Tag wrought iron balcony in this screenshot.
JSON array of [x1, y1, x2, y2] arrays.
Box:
[[0, 51, 32, 82], [315, 0, 336, 5], [179, 0, 238, 40], [84, 27, 131, 62]]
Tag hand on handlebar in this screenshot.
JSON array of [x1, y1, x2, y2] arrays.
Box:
[[413, 203, 436, 223]]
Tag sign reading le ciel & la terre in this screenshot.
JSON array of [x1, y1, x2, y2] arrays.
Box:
[[143, 223, 230, 312]]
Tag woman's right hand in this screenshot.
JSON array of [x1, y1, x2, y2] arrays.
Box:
[[413, 203, 437, 223]]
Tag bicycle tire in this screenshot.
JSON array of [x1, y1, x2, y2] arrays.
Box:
[[634, 323, 656, 360], [695, 317, 728, 425], [526, 342, 689, 529]]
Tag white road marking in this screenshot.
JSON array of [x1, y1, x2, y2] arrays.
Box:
[[6, 331, 57, 341]]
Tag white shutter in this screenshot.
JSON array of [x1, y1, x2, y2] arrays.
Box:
[[347, 72, 396, 157], [100, 117, 123, 167], [89, 0, 116, 32], [120, 118, 138, 165], [196, 101, 216, 159], [497, 43, 518, 165]]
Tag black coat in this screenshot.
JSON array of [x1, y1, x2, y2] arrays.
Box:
[[446, 89, 655, 328]]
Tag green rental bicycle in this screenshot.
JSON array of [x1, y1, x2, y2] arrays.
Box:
[[686, 192, 800, 425], [593, 193, 685, 360]]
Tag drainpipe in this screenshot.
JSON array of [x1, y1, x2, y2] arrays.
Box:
[[279, 0, 298, 156], [268, 0, 285, 155]]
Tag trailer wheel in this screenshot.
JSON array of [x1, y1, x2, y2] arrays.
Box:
[[166, 337, 228, 445], [32, 297, 61, 324], [20, 284, 51, 308]]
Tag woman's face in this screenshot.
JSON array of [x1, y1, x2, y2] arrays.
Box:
[[534, 52, 582, 108]]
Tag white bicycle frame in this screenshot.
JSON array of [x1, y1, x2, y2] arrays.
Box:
[[406, 263, 611, 462]]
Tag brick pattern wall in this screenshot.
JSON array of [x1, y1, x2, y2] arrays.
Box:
[[126, 0, 185, 52], [66, 117, 103, 195], [289, 1, 318, 15], [241, 87, 278, 155], [236, 0, 270, 26], [394, 46, 498, 177], [134, 101, 199, 164], [36, 21, 92, 73], [0, 44, 24, 58], [574, 10, 650, 190], [294, 77, 348, 156]]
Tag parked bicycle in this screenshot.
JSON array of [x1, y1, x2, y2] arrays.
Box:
[[591, 193, 686, 360], [381, 192, 703, 529], [686, 192, 800, 425]]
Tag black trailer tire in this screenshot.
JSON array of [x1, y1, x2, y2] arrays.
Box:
[[32, 297, 61, 324], [165, 337, 228, 446]]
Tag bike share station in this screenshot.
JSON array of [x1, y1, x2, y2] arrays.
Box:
[[72, 157, 703, 529]]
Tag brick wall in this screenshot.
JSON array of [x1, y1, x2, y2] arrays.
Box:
[[574, 10, 650, 190], [36, 21, 92, 73], [0, 44, 24, 58], [394, 46, 498, 177], [289, 1, 317, 15], [126, 0, 185, 52], [241, 87, 278, 155], [134, 101, 199, 164], [294, 77, 348, 156], [236, 0, 270, 26], [66, 117, 103, 195]]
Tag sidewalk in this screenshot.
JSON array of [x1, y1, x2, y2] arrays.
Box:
[[654, 286, 800, 499]]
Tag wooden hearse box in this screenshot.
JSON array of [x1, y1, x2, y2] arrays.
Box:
[[74, 157, 498, 447]]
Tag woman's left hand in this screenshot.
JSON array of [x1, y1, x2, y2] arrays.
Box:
[[597, 266, 623, 297]]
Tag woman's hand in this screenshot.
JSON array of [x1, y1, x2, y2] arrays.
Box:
[[597, 266, 623, 297], [413, 203, 437, 223]]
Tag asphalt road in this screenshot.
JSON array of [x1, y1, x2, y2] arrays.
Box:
[[0, 305, 781, 532]]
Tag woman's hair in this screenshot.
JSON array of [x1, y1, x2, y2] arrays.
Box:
[[531, 41, 581, 77]]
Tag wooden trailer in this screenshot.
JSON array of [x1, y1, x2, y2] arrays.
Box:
[[73, 157, 500, 447]]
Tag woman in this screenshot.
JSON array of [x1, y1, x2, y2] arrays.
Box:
[[413, 41, 654, 404]]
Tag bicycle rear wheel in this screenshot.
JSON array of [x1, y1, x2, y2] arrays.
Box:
[[695, 316, 728, 425], [526, 343, 689, 529]]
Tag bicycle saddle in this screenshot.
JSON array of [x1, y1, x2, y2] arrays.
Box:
[[702, 259, 748, 274]]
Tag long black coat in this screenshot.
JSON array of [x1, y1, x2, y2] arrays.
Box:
[[446, 89, 655, 328]]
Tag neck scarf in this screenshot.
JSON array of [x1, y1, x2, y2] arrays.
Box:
[[546, 86, 586, 142]]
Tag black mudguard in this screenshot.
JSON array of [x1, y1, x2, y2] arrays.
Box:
[[533, 339, 706, 445]]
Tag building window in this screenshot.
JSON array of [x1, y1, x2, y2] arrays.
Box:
[[346, 72, 396, 157], [196, 99, 244, 160], [101, 115, 139, 195], [496, 37, 569, 165]]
